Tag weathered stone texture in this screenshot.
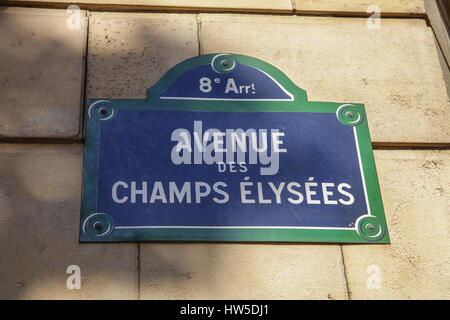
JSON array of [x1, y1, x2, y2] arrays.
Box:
[[199, 14, 449, 143], [87, 12, 198, 99]]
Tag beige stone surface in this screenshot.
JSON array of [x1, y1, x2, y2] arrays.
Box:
[[87, 12, 198, 99], [0, 7, 86, 139], [140, 243, 348, 299], [425, 0, 450, 74], [5, 0, 293, 11], [0, 144, 137, 299], [434, 35, 450, 98], [199, 14, 450, 143], [343, 150, 450, 299], [296, 0, 425, 14]]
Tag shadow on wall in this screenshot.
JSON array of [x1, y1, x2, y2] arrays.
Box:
[[0, 8, 347, 300]]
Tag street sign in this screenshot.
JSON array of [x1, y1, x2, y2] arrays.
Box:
[[80, 53, 390, 243]]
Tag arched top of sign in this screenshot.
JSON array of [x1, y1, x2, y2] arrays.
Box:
[[146, 53, 307, 102]]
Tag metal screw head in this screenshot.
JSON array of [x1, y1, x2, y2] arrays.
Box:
[[346, 111, 354, 119], [94, 222, 103, 231], [99, 108, 107, 115], [221, 60, 229, 67], [367, 223, 375, 231]]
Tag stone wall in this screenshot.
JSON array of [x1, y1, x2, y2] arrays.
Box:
[[0, 1, 448, 299]]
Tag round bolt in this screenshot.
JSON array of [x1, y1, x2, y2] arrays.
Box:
[[99, 108, 107, 115], [94, 222, 103, 231], [346, 111, 354, 119], [367, 223, 375, 231], [221, 60, 229, 67]]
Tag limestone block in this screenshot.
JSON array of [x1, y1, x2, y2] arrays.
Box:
[[296, 0, 425, 14], [139, 243, 348, 299]]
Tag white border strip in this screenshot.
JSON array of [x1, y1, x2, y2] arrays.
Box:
[[353, 126, 371, 216]]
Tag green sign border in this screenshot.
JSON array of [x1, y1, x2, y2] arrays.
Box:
[[80, 53, 390, 244]]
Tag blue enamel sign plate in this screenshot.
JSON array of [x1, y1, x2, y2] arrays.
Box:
[[81, 53, 390, 243]]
